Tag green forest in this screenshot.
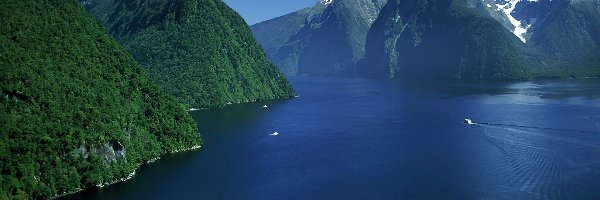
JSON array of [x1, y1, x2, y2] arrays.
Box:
[[524, 0, 600, 78], [83, 0, 296, 108], [0, 0, 201, 199]]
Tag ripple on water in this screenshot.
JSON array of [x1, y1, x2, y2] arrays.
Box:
[[475, 123, 600, 199]]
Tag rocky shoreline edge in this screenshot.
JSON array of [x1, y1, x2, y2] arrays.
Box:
[[51, 145, 202, 199]]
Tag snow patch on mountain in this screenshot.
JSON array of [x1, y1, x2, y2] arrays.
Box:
[[492, 0, 546, 43], [495, 0, 532, 43]]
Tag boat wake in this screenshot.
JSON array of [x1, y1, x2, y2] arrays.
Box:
[[476, 122, 598, 135], [474, 123, 600, 199], [466, 116, 600, 198]]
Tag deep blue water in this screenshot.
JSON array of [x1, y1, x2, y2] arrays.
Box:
[[68, 77, 600, 199]]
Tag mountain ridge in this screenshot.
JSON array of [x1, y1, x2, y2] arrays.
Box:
[[358, 0, 531, 80], [82, 0, 296, 108], [251, 0, 388, 76], [477, 0, 600, 77]]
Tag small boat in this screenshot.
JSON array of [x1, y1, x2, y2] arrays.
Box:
[[270, 132, 279, 136], [464, 119, 475, 125], [262, 105, 268, 108]]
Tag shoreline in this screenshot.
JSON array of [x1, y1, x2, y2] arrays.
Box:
[[52, 145, 202, 199], [96, 145, 202, 188], [187, 94, 299, 112]]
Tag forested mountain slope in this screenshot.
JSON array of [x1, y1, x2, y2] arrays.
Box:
[[478, 0, 600, 78], [82, 0, 296, 108], [1, 0, 201, 199]]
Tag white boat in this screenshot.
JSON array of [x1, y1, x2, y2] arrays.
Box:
[[262, 105, 268, 108], [464, 119, 475, 125], [270, 132, 279, 136]]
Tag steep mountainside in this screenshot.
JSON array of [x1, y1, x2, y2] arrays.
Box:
[[478, 0, 600, 77], [82, 0, 296, 108], [251, 0, 387, 76], [250, 8, 311, 63], [1, 0, 200, 199], [569, 48, 600, 77], [526, 0, 600, 75], [358, 0, 530, 80]]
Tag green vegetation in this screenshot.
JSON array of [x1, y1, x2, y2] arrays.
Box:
[[358, 0, 530, 80], [83, 0, 296, 108], [525, 47, 600, 79], [525, 0, 600, 78], [561, 48, 600, 78], [0, 0, 201, 199], [252, 0, 387, 76], [529, 1, 599, 64]]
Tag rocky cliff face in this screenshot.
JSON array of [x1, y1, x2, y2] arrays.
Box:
[[358, 0, 530, 80], [250, 8, 312, 67], [251, 0, 387, 76], [357, 0, 600, 80], [253, 0, 599, 79], [75, 142, 126, 164]]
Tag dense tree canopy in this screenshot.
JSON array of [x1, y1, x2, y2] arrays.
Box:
[[83, 0, 296, 108], [0, 0, 201, 199]]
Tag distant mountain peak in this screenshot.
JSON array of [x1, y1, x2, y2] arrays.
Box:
[[251, 0, 388, 76], [358, 0, 531, 80]]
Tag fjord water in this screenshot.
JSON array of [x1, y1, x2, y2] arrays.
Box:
[[69, 77, 600, 199]]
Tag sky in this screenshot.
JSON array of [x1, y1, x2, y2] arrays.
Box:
[[222, 0, 319, 25]]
